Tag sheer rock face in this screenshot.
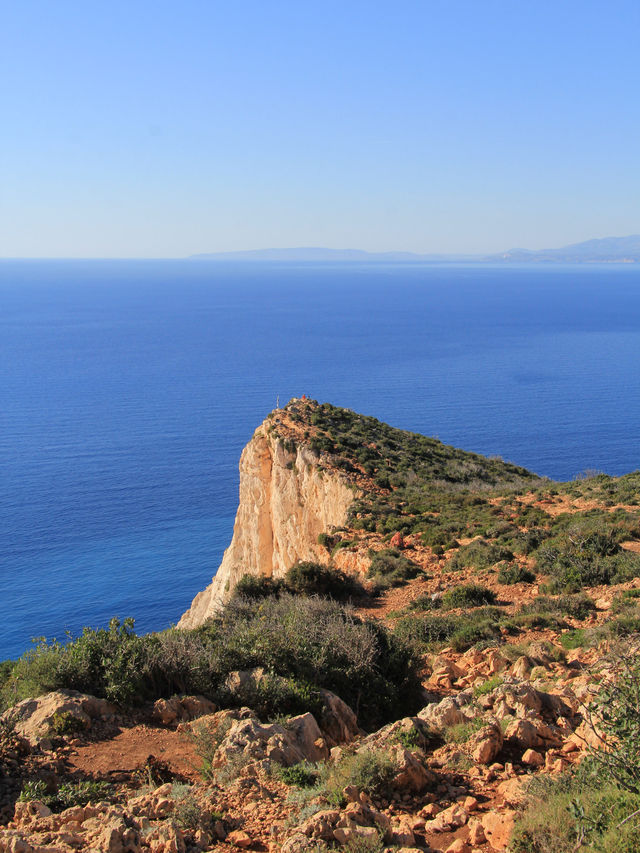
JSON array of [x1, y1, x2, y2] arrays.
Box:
[[178, 420, 356, 629]]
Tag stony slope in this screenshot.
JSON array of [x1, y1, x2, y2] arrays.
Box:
[[4, 400, 640, 853]]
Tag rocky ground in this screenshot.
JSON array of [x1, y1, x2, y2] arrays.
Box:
[[2, 400, 638, 852], [0, 616, 615, 853]]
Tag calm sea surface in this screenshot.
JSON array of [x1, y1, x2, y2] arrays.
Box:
[[1, 260, 639, 658]]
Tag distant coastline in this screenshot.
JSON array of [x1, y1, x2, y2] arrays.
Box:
[[190, 234, 640, 264]]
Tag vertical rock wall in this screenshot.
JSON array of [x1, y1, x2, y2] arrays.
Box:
[[178, 421, 355, 629]]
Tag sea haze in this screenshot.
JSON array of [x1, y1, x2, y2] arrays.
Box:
[[1, 260, 639, 658]]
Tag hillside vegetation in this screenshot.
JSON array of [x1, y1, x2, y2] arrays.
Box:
[[3, 398, 640, 852]]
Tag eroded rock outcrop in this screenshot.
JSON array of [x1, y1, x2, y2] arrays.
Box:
[[2, 690, 115, 747], [178, 413, 356, 628]]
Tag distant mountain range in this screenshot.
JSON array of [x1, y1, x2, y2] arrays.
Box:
[[190, 235, 640, 263]]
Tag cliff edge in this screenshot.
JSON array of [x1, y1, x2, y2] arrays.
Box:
[[179, 398, 537, 629], [178, 401, 358, 628]]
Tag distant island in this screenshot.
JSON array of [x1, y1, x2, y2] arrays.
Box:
[[191, 234, 640, 264]]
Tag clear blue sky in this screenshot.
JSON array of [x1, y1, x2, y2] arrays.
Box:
[[2, 1, 639, 257]]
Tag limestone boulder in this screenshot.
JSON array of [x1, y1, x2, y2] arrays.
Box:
[[497, 777, 528, 808], [505, 718, 562, 750], [489, 679, 543, 718], [152, 695, 216, 727], [318, 689, 360, 746], [482, 809, 516, 851], [357, 717, 437, 792], [418, 693, 476, 730], [468, 723, 503, 765], [3, 690, 116, 746], [424, 803, 468, 833], [291, 800, 390, 847], [212, 708, 328, 768], [510, 656, 533, 679], [0, 831, 35, 853], [522, 748, 544, 767], [281, 833, 313, 853]]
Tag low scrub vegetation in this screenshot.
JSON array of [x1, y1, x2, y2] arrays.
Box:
[[535, 516, 640, 592], [367, 548, 422, 589], [285, 748, 395, 810], [393, 607, 505, 654], [497, 562, 536, 584], [441, 584, 497, 609], [447, 540, 514, 572], [234, 561, 364, 602], [513, 645, 640, 852], [1, 596, 420, 730], [19, 779, 113, 812], [512, 768, 640, 853]]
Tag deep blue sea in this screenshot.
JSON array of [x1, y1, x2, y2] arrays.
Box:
[[2, 260, 640, 659]]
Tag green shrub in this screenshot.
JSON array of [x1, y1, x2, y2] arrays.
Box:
[[341, 833, 385, 853], [235, 563, 364, 603], [234, 574, 284, 599], [447, 540, 514, 572], [393, 614, 460, 652], [535, 523, 640, 592], [394, 727, 422, 749], [559, 629, 588, 650], [189, 715, 233, 781], [556, 594, 597, 619], [587, 650, 640, 794], [204, 595, 421, 729], [18, 780, 48, 803], [49, 711, 86, 737], [517, 594, 595, 621], [473, 675, 504, 696], [514, 638, 640, 853], [443, 718, 485, 743], [2, 618, 159, 709], [367, 549, 421, 589], [19, 779, 113, 812], [173, 787, 210, 833], [221, 672, 324, 720], [325, 749, 395, 805], [0, 660, 15, 688], [275, 762, 320, 787], [406, 593, 442, 612], [612, 588, 640, 613], [441, 584, 497, 609], [317, 532, 340, 552], [512, 765, 640, 853], [393, 608, 504, 654], [448, 608, 505, 651], [497, 563, 536, 584], [284, 561, 363, 600]]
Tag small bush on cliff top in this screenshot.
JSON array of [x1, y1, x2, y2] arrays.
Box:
[[233, 562, 364, 603], [284, 561, 364, 600], [234, 574, 285, 599]]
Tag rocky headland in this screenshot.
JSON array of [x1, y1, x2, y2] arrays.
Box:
[[3, 398, 640, 853]]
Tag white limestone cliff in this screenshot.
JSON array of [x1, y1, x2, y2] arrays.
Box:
[[178, 417, 356, 629]]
